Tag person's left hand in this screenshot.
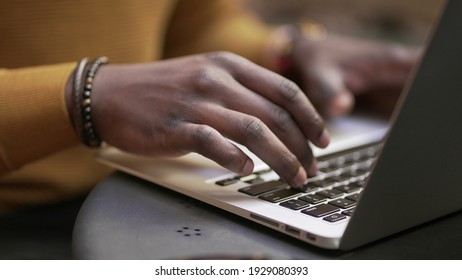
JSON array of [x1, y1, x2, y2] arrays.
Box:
[[286, 34, 420, 118]]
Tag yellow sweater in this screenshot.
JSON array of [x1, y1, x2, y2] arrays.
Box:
[[0, 0, 272, 213]]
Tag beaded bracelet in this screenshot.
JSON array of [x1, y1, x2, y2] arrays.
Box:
[[72, 58, 89, 142], [73, 56, 109, 147]]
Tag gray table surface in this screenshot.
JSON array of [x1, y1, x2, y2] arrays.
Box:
[[72, 172, 462, 259]]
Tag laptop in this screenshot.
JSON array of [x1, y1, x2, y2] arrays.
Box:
[[96, 0, 462, 250]]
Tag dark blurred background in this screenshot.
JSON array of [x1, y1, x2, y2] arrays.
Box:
[[247, 0, 443, 44]]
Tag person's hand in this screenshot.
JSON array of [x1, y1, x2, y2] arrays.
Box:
[[76, 52, 330, 187], [288, 34, 420, 118]]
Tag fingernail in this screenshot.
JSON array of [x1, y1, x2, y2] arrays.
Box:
[[241, 159, 254, 175], [318, 129, 330, 148], [291, 167, 307, 187]]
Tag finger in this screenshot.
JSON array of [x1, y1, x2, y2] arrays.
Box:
[[304, 65, 355, 118], [178, 123, 254, 176], [200, 106, 308, 187], [210, 52, 330, 149], [204, 79, 318, 176]]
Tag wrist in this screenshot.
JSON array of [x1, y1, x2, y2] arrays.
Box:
[[65, 70, 75, 128]]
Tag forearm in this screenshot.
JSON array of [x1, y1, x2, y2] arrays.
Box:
[[0, 63, 78, 175]]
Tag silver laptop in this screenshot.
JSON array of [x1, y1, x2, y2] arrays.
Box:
[[96, 0, 462, 250]]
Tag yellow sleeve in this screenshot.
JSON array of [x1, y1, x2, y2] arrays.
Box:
[[163, 0, 273, 66], [0, 63, 79, 175]]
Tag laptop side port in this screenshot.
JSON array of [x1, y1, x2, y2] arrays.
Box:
[[306, 234, 317, 242], [249, 213, 279, 228], [284, 225, 301, 236]]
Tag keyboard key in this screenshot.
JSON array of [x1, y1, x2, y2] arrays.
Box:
[[300, 181, 323, 192], [359, 146, 379, 160], [316, 189, 343, 199], [334, 183, 362, 193], [332, 157, 356, 168], [302, 204, 340, 218], [352, 167, 370, 176], [280, 199, 310, 210], [339, 170, 355, 177], [328, 175, 351, 183], [319, 166, 340, 173], [254, 169, 272, 175], [345, 192, 362, 202], [259, 188, 301, 203], [355, 180, 366, 186], [327, 157, 345, 167], [317, 160, 329, 168], [216, 177, 239, 186], [342, 156, 357, 166], [238, 180, 285, 196], [312, 179, 337, 189], [329, 198, 357, 209], [323, 213, 347, 223], [299, 194, 327, 204], [342, 208, 355, 216], [322, 177, 338, 184], [244, 177, 264, 185]]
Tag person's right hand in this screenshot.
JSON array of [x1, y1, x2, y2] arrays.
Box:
[[76, 52, 330, 187]]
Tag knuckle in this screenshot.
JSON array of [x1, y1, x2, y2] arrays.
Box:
[[279, 79, 301, 103], [190, 126, 216, 149], [193, 66, 223, 91], [206, 51, 238, 65], [241, 117, 266, 143]]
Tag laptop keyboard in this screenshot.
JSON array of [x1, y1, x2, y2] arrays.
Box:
[[215, 143, 381, 223]]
